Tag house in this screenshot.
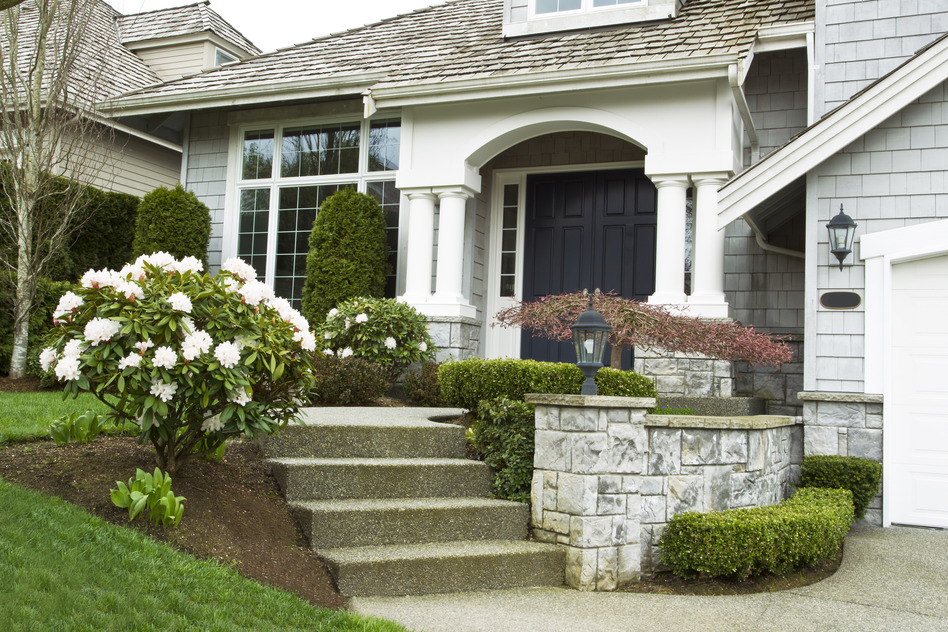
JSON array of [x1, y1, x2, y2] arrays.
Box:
[[101, 0, 947, 530]]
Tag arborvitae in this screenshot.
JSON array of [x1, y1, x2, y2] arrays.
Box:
[[132, 184, 210, 266]]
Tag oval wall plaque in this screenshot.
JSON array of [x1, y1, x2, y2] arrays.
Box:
[[820, 291, 861, 310]]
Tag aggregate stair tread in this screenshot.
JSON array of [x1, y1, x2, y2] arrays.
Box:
[[320, 539, 566, 597]]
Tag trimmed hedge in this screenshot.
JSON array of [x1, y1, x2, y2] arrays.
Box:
[[437, 358, 656, 411], [468, 397, 535, 503], [301, 189, 389, 325], [306, 354, 389, 406], [798, 455, 883, 520], [659, 487, 854, 580], [403, 361, 443, 407], [132, 184, 211, 266]]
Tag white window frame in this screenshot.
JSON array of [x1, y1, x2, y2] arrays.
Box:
[[529, 0, 645, 18], [507, 0, 675, 38]]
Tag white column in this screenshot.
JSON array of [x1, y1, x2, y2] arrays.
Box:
[[399, 191, 436, 306], [688, 174, 730, 318], [428, 189, 476, 318], [648, 175, 689, 306]]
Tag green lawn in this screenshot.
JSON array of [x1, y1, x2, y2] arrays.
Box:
[[0, 479, 409, 632], [0, 390, 111, 443]]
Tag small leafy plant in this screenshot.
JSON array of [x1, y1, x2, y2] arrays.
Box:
[[111, 467, 185, 528], [468, 397, 536, 503], [49, 409, 109, 446]]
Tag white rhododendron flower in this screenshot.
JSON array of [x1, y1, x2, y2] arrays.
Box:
[[323, 332, 332, 340], [150, 379, 177, 402], [384, 337, 397, 350], [201, 414, 224, 432], [327, 308, 338, 317], [119, 262, 146, 282], [54, 357, 81, 381], [222, 257, 257, 282], [230, 390, 251, 407], [153, 346, 177, 370], [135, 339, 155, 355], [182, 330, 213, 361], [83, 318, 121, 346], [239, 280, 272, 306], [419, 341, 428, 353], [62, 339, 84, 359], [180, 317, 196, 335], [355, 313, 368, 324], [174, 256, 203, 275], [323, 349, 334, 356], [266, 296, 294, 322], [80, 268, 120, 290], [338, 347, 353, 359], [118, 353, 143, 370], [54, 291, 83, 320], [139, 251, 176, 271], [214, 341, 241, 368], [117, 281, 144, 301], [167, 292, 192, 313], [344, 319, 351, 329], [39, 347, 57, 372], [298, 330, 317, 352]]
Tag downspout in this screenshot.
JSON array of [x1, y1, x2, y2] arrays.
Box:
[[363, 89, 377, 118], [729, 63, 760, 164], [744, 214, 805, 259]]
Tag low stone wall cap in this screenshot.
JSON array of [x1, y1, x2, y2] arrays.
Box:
[[525, 394, 656, 408], [797, 391, 883, 404]]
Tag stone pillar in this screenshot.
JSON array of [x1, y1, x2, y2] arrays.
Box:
[[527, 394, 655, 591], [688, 174, 729, 319], [399, 191, 436, 306], [427, 190, 476, 318], [647, 175, 689, 307]]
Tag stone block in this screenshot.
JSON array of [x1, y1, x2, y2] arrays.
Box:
[[668, 475, 703, 517], [747, 430, 770, 472], [703, 465, 737, 512], [534, 406, 560, 431], [721, 430, 749, 463], [804, 426, 839, 456], [535, 430, 571, 470], [847, 428, 882, 460], [729, 471, 761, 507], [644, 358, 678, 375], [533, 528, 556, 544], [557, 473, 599, 515], [603, 424, 647, 473], [626, 493, 642, 522], [597, 548, 619, 591], [543, 511, 571, 535], [865, 412, 883, 429], [571, 432, 609, 474], [565, 547, 598, 590], [621, 475, 641, 493], [685, 371, 713, 397], [681, 429, 721, 465], [790, 426, 804, 463], [599, 475, 623, 494], [813, 402, 867, 428], [531, 470, 545, 526], [655, 375, 686, 396], [639, 476, 664, 496], [606, 408, 631, 424], [617, 544, 641, 583], [648, 428, 681, 475], [641, 495, 666, 523], [597, 494, 627, 515], [570, 515, 615, 548], [561, 407, 598, 432]]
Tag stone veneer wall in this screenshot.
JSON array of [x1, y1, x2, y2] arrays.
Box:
[[799, 391, 883, 525], [633, 346, 734, 398], [428, 316, 480, 361], [735, 337, 805, 416], [528, 394, 801, 590]]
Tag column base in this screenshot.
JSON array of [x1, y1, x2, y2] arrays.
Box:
[[419, 301, 477, 319], [683, 299, 729, 319]]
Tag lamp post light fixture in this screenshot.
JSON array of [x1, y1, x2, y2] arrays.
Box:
[[826, 204, 857, 270], [571, 294, 612, 396]]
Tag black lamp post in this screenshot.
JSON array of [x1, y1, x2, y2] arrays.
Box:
[[826, 204, 857, 270], [571, 294, 612, 396]]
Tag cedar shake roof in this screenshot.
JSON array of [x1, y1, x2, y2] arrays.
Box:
[[117, 1, 261, 56], [110, 0, 813, 105]]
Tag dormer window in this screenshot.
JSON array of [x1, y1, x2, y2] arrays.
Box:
[[215, 49, 237, 67], [505, 0, 680, 38]]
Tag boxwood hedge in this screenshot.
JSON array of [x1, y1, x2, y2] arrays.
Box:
[[659, 487, 854, 579], [798, 455, 882, 520]]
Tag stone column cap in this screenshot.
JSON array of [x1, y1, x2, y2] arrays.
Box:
[[797, 391, 883, 404], [525, 394, 656, 408]]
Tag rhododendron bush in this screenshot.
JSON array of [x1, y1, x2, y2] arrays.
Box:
[[495, 291, 793, 369], [41, 253, 318, 473]]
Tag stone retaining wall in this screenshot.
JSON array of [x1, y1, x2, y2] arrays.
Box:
[[427, 316, 480, 361], [633, 346, 735, 398], [527, 394, 801, 590]]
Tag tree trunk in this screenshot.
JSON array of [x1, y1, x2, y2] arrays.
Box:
[[611, 344, 624, 369]]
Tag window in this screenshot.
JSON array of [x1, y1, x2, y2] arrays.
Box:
[[533, 0, 642, 15], [235, 118, 401, 308], [505, 0, 675, 37], [499, 184, 520, 297], [215, 49, 237, 66]]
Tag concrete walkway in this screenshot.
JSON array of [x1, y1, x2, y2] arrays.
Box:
[[351, 525, 948, 632]]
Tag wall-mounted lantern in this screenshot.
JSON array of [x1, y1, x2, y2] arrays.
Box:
[[826, 204, 857, 270], [570, 294, 612, 396]]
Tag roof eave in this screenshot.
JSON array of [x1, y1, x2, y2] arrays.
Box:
[[718, 34, 948, 229]]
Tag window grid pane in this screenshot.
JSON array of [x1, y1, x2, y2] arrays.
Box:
[[367, 179, 400, 298], [237, 188, 271, 280], [500, 183, 519, 297], [536, 0, 581, 14], [281, 124, 361, 178], [368, 120, 401, 172], [242, 131, 274, 180]]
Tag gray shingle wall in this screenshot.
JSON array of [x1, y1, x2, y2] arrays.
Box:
[[820, 0, 948, 113], [813, 79, 948, 390], [743, 49, 809, 166], [184, 109, 230, 272]]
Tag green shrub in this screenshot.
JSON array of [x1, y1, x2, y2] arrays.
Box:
[[648, 405, 697, 415], [404, 361, 444, 406], [659, 487, 854, 580], [469, 397, 536, 503], [48, 409, 109, 446], [63, 190, 139, 281], [131, 184, 211, 266], [319, 297, 434, 380], [307, 353, 389, 405], [798, 455, 883, 520], [438, 359, 655, 410], [301, 189, 389, 325], [0, 276, 74, 376]]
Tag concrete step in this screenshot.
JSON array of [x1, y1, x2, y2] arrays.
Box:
[[321, 539, 565, 597], [270, 457, 493, 502], [263, 407, 468, 459], [292, 497, 529, 549]]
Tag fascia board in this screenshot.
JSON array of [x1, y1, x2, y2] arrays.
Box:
[[718, 37, 948, 230], [100, 73, 388, 116], [370, 55, 735, 109]]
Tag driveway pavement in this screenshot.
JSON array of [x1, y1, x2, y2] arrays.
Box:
[[351, 525, 948, 632]]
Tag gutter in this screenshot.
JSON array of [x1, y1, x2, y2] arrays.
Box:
[[744, 214, 804, 259], [728, 63, 759, 164]]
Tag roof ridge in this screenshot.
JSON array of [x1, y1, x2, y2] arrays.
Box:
[[120, 1, 208, 20]]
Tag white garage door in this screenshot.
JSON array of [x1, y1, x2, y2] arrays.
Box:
[[889, 254, 948, 528]]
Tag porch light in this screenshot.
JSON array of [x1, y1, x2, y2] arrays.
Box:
[[826, 204, 857, 270], [571, 294, 612, 396]]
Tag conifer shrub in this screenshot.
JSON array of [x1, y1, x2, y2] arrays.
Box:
[[307, 353, 389, 406], [798, 455, 883, 520], [404, 361, 444, 406], [301, 189, 389, 325], [131, 185, 210, 266]]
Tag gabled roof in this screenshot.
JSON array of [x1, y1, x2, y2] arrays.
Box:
[[718, 32, 948, 228], [117, 1, 261, 56], [106, 0, 813, 114], [7, 0, 162, 104]]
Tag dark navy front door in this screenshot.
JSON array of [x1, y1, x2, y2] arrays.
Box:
[[521, 169, 656, 366]]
